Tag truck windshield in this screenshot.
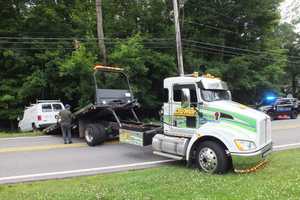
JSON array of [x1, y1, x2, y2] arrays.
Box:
[[201, 89, 230, 102], [95, 73, 129, 90]]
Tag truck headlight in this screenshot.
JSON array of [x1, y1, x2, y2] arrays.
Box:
[[234, 140, 256, 151]]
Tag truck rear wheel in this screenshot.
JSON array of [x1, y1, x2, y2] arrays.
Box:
[[196, 141, 229, 174], [84, 124, 107, 146]]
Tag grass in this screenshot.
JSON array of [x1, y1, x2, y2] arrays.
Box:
[[0, 131, 44, 138], [0, 149, 300, 200]]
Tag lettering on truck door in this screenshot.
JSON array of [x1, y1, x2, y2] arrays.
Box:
[[170, 84, 199, 136]]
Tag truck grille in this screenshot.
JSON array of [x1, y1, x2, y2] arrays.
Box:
[[259, 118, 271, 146]]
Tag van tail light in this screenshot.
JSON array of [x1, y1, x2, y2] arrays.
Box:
[[37, 115, 42, 121]]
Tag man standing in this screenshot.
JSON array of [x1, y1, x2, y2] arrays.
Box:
[[59, 104, 73, 144]]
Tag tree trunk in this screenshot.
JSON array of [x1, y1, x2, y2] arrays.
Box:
[[10, 120, 15, 131], [95, 0, 107, 64]]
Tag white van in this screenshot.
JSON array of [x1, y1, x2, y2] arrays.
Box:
[[18, 100, 65, 132]]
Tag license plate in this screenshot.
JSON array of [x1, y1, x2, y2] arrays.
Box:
[[277, 107, 291, 111]]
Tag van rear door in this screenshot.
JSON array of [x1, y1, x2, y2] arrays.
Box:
[[40, 104, 54, 123], [52, 103, 64, 120]]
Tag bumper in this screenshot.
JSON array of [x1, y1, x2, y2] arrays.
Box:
[[231, 142, 273, 170], [37, 123, 56, 129]]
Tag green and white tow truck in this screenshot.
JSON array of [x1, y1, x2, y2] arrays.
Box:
[[120, 72, 272, 173]]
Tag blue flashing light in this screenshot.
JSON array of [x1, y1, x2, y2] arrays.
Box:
[[266, 96, 276, 101]]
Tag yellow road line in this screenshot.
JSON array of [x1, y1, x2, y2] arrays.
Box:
[[0, 143, 87, 153], [105, 140, 119, 144], [273, 124, 300, 131], [0, 139, 120, 154]]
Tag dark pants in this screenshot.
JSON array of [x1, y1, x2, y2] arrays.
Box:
[[61, 124, 72, 143]]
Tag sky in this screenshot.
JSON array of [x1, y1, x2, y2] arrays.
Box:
[[280, 0, 300, 32]]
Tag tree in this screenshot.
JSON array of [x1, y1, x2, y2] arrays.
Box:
[[109, 35, 176, 114], [0, 0, 294, 129], [276, 23, 300, 97]]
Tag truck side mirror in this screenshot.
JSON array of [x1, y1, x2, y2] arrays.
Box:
[[181, 88, 191, 108], [227, 91, 232, 100]]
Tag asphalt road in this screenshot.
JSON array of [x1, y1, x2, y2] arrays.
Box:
[[0, 118, 300, 184]]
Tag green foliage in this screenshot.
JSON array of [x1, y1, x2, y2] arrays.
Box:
[[0, 131, 44, 138], [109, 35, 176, 109], [0, 0, 297, 125], [59, 45, 97, 108], [275, 23, 300, 97]]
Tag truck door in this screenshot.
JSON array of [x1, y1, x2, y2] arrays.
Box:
[[170, 84, 199, 136], [162, 88, 172, 133]]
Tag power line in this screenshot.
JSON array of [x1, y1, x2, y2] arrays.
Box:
[[1, 36, 299, 63], [185, 21, 241, 35], [184, 43, 300, 64], [0, 47, 75, 50], [184, 1, 259, 32], [0, 36, 174, 42], [183, 39, 300, 60], [0, 40, 174, 45], [184, 44, 244, 56], [183, 47, 239, 58]]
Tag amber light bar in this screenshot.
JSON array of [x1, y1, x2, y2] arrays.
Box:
[[94, 65, 124, 72]]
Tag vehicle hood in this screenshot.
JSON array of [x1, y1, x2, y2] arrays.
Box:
[[202, 100, 269, 133], [258, 105, 272, 111], [205, 100, 268, 120]]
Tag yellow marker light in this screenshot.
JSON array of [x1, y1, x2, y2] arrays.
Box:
[[234, 140, 256, 151], [239, 104, 248, 109], [203, 73, 220, 79], [192, 72, 199, 77], [94, 65, 124, 72], [234, 140, 244, 151]]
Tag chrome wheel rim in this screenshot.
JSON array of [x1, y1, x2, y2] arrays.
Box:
[[85, 129, 93, 143], [198, 147, 218, 173]]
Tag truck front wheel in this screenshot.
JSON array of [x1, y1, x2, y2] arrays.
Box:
[[84, 124, 107, 146], [196, 141, 230, 174]]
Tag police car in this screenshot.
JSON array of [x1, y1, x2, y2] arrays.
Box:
[[258, 97, 298, 120]]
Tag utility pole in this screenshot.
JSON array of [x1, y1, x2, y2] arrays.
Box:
[[172, 0, 184, 76], [95, 0, 107, 64]]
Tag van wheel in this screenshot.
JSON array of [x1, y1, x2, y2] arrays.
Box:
[[290, 111, 298, 119], [32, 123, 38, 131], [196, 141, 229, 174], [84, 124, 107, 146]]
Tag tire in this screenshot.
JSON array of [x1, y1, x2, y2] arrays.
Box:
[[290, 110, 298, 119], [196, 141, 230, 174], [267, 112, 275, 121], [32, 123, 38, 132], [84, 123, 107, 146]]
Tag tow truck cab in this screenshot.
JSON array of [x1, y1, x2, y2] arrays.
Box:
[[152, 73, 272, 173]]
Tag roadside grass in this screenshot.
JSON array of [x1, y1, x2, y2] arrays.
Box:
[[0, 131, 44, 138], [1, 149, 300, 200]]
